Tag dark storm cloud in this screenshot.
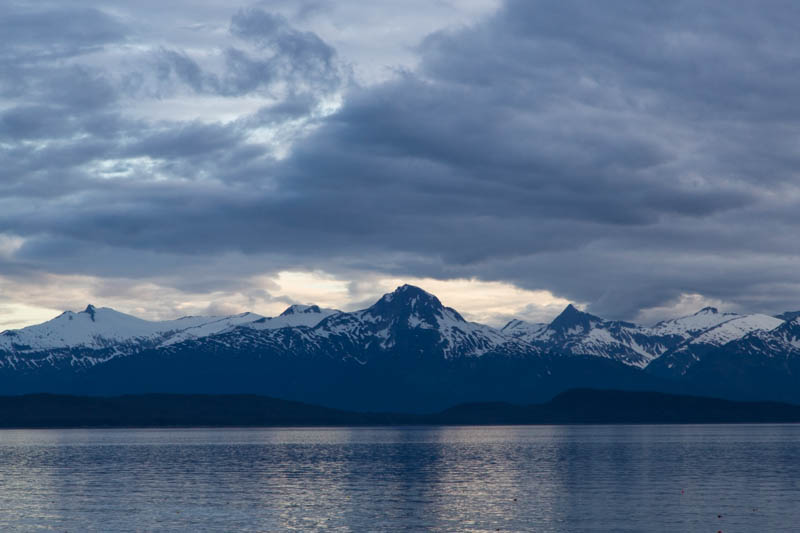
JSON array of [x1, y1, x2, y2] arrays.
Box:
[[124, 122, 248, 160], [152, 8, 342, 97], [4, 0, 800, 320], [155, 50, 211, 93], [0, 105, 69, 140], [230, 8, 336, 79], [0, 7, 127, 58]]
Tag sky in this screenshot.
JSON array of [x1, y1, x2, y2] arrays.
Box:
[[2, 0, 800, 330]]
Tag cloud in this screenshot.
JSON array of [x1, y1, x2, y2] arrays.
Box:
[[0, 6, 128, 58], [150, 8, 344, 98], [3, 0, 800, 325]]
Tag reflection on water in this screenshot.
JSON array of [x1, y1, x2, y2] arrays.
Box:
[[0, 425, 798, 532]]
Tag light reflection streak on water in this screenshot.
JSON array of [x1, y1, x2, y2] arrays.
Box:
[[0, 425, 797, 532]]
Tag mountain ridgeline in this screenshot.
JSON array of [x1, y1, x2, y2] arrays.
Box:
[[3, 389, 800, 428], [1, 285, 799, 412]]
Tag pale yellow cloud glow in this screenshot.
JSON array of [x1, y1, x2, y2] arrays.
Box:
[[0, 303, 64, 331], [335, 276, 575, 326], [0, 270, 575, 331]]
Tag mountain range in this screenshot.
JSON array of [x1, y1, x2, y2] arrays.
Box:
[[2, 284, 799, 411]]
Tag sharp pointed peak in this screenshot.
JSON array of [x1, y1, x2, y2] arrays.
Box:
[[82, 304, 97, 321], [549, 303, 601, 331], [556, 303, 594, 318]]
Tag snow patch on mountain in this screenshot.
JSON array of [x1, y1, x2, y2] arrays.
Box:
[[158, 312, 267, 346], [247, 305, 339, 331], [722, 317, 800, 357], [0, 306, 174, 352], [433, 308, 510, 357], [501, 319, 548, 339], [0, 305, 274, 355], [649, 307, 740, 338], [645, 312, 787, 377], [688, 314, 784, 346], [503, 305, 669, 368]]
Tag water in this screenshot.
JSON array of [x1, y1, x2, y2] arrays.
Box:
[[0, 425, 797, 532]]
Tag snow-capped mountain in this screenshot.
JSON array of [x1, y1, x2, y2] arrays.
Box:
[[0, 302, 339, 369], [688, 313, 784, 346], [502, 305, 681, 368], [671, 317, 800, 403], [713, 317, 800, 358], [0, 305, 264, 354], [647, 310, 784, 377], [1, 284, 798, 408], [318, 284, 519, 358], [775, 310, 800, 322], [238, 284, 530, 362], [503, 305, 786, 371], [648, 307, 740, 338], [229, 304, 338, 331], [501, 319, 547, 338]]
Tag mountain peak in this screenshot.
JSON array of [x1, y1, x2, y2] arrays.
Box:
[[280, 304, 322, 316], [555, 303, 584, 319], [377, 285, 441, 306], [776, 310, 800, 322], [82, 304, 97, 322], [781, 315, 800, 327], [391, 284, 434, 298], [695, 306, 719, 315], [368, 284, 465, 324], [548, 304, 601, 333]]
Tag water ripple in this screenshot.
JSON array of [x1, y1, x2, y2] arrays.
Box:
[[0, 425, 797, 532]]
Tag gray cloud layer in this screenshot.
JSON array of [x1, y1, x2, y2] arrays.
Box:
[[2, 0, 800, 320]]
